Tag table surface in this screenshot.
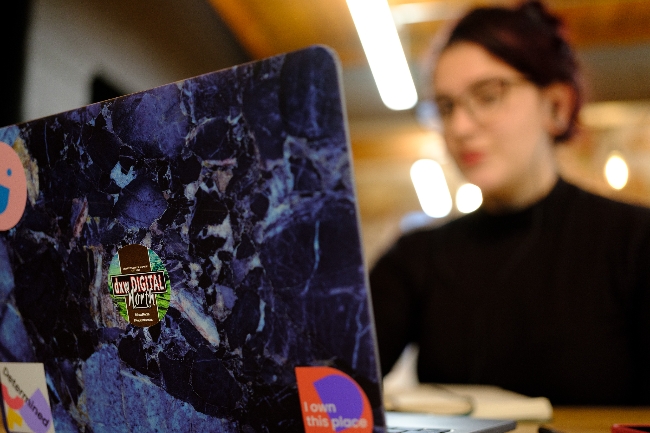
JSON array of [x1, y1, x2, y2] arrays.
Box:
[[0, 406, 647, 433], [515, 407, 650, 433]]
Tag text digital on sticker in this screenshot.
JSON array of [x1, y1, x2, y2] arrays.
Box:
[[108, 244, 171, 327]]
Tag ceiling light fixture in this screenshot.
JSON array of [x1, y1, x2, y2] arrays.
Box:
[[390, 1, 460, 26], [347, 0, 418, 110]]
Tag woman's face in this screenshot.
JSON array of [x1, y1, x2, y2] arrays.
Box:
[[433, 42, 557, 198]]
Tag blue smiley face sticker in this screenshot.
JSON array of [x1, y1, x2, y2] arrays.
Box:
[[0, 141, 27, 231]]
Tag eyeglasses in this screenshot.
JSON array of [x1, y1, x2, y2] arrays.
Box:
[[434, 77, 529, 124]]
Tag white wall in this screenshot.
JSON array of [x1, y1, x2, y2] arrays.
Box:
[[22, 0, 248, 121]]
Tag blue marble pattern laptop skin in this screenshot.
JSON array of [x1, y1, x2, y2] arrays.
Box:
[[0, 46, 383, 432]]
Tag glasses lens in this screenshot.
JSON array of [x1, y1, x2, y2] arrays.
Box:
[[467, 79, 509, 119], [434, 97, 455, 120]]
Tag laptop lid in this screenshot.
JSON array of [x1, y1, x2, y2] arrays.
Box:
[[0, 45, 514, 433]]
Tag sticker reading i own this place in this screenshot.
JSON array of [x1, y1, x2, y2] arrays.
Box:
[[108, 244, 171, 327], [295, 366, 373, 433]]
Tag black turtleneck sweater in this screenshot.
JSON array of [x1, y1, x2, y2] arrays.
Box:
[[369, 179, 650, 405]]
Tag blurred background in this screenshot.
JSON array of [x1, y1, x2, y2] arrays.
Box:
[[4, 0, 650, 266]]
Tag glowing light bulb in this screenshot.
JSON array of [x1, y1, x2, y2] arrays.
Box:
[[410, 159, 452, 218], [456, 183, 482, 213], [605, 154, 628, 190]]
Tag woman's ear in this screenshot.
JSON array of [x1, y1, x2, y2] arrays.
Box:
[[541, 82, 575, 138]]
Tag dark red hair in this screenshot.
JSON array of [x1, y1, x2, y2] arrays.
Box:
[[443, 1, 582, 142]]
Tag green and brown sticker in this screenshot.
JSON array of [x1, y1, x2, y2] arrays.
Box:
[[108, 244, 171, 327]]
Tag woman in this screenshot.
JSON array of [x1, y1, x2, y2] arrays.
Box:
[[370, 1, 650, 405]]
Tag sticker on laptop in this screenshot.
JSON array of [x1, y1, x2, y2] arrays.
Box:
[[295, 366, 373, 432], [108, 244, 171, 327], [0, 141, 27, 232], [0, 362, 54, 433]]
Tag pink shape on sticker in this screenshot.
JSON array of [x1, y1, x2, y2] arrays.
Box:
[[2, 383, 24, 410], [19, 388, 52, 433]]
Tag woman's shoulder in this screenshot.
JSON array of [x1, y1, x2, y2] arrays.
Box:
[[387, 179, 650, 254], [549, 180, 650, 257], [391, 211, 481, 251], [371, 216, 475, 281], [560, 179, 650, 224]]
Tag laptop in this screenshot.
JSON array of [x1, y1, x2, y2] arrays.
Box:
[[0, 45, 515, 433]]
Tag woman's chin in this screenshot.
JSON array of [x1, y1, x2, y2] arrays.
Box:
[[459, 168, 503, 195]]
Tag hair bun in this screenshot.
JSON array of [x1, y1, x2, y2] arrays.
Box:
[[519, 0, 561, 33]]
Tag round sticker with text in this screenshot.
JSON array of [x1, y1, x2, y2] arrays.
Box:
[[108, 244, 171, 327], [295, 366, 374, 433]]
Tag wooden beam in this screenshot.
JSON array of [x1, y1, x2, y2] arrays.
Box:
[[207, 0, 650, 68], [557, 1, 650, 48], [206, 0, 277, 59], [206, 0, 366, 65]]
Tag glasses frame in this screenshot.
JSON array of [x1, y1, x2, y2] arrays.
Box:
[[433, 76, 530, 125]]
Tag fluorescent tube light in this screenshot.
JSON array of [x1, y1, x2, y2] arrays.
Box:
[[391, 2, 460, 26], [347, 0, 418, 110]]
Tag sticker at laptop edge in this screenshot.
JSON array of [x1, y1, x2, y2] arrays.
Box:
[[108, 244, 171, 327], [0, 362, 54, 433], [295, 366, 373, 432], [0, 141, 28, 232]]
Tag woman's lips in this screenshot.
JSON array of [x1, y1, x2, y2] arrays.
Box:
[[460, 151, 484, 167]]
